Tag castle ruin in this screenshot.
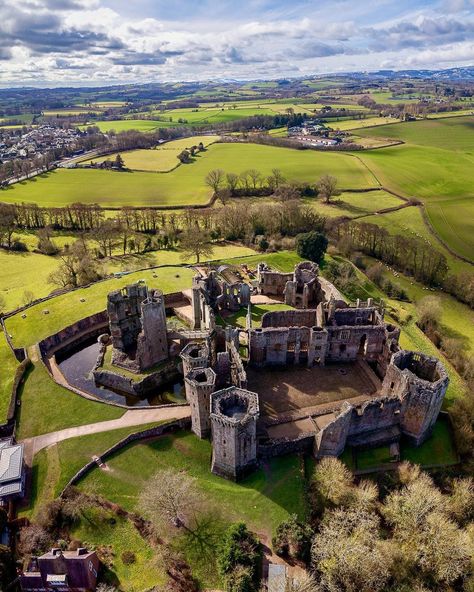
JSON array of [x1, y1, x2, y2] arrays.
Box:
[[96, 260, 449, 481]]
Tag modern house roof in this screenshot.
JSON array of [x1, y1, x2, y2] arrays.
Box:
[[0, 443, 24, 483]]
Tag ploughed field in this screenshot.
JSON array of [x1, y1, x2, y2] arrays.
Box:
[[354, 116, 474, 261], [1, 142, 377, 208]]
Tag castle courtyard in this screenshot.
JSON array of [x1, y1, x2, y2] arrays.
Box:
[[247, 361, 381, 421]]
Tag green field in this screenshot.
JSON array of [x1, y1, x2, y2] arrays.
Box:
[[331, 116, 400, 130], [354, 116, 474, 260], [82, 135, 219, 172], [1, 143, 377, 208], [81, 120, 176, 133], [304, 189, 404, 219], [0, 249, 59, 312]]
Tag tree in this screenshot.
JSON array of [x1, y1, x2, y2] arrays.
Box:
[[179, 228, 214, 263], [267, 168, 286, 190], [178, 149, 191, 163], [316, 175, 340, 204], [217, 522, 261, 592], [0, 203, 16, 250], [48, 240, 100, 289], [91, 220, 120, 257], [273, 514, 313, 563], [416, 296, 442, 332], [296, 231, 328, 264], [0, 544, 16, 592], [311, 508, 391, 592], [226, 172, 240, 195], [273, 184, 300, 202], [312, 457, 354, 510], [139, 469, 201, 529], [205, 169, 225, 194], [114, 153, 125, 169]]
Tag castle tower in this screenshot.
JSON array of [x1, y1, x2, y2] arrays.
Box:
[[185, 367, 216, 438], [381, 350, 449, 445], [136, 289, 168, 370], [210, 387, 259, 480], [180, 341, 210, 376]]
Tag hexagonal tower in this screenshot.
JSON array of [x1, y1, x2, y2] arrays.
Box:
[[185, 367, 216, 439], [180, 341, 210, 376], [210, 387, 259, 480]]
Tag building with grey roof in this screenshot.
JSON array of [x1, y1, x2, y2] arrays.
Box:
[[0, 438, 25, 502]]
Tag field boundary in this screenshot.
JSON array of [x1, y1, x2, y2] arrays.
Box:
[[420, 205, 474, 267]]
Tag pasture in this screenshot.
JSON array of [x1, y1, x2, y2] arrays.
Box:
[[79, 119, 175, 133], [82, 135, 219, 172], [1, 142, 377, 208], [355, 116, 474, 260]]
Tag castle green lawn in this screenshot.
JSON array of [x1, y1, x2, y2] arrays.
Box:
[[220, 250, 304, 273], [20, 422, 166, 520], [73, 510, 164, 592], [0, 243, 255, 313], [16, 361, 123, 440], [0, 143, 377, 208], [5, 266, 195, 348], [352, 416, 458, 471], [76, 430, 307, 586], [0, 333, 18, 423]]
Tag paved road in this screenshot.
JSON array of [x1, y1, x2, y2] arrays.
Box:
[[22, 405, 190, 458]]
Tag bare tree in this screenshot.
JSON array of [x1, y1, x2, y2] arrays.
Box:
[[139, 469, 201, 529], [226, 172, 240, 195], [205, 169, 225, 195], [312, 457, 353, 509], [316, 175, 340, 204], [311, 508, 391, 592], [179, 227, 214, 264]]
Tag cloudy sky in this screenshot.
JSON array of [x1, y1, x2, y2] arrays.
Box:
[[0, 0, 473, 86]]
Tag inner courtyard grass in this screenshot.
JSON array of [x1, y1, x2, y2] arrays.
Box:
[[217, 303, 293, 328], [1, 142, 378, 208]]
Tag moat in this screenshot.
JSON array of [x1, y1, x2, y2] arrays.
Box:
[[56, 338, 185, 407]]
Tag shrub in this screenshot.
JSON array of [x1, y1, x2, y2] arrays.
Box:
[[121, 550, 136, 565], [217, 523, 261, 592], [272, 514, 313, 563]]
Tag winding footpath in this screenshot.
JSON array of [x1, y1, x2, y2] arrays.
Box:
[[21, 405, 191, 462]]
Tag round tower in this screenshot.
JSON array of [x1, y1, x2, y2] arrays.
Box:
[[210, 386, 259, 480], [185, 367, 216, 439]]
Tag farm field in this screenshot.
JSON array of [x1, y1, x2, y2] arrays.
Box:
[[355, 116, 474, 260], [79, 119, 175, 133], [0, 334, 19, 423], [354, 115, 474, 151], [331, 116, 400, 130], [362, 205, 473, 277], [1, 142, 377, 208], [81, 135, 219, 171], [304, 189, 404, 219], [0, 248, 60, 312]]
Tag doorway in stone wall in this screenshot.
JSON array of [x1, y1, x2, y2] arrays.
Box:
[[358, 334, 367, 357]]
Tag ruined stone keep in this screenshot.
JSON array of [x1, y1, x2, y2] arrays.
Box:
[[107, 284, 168, 373]]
